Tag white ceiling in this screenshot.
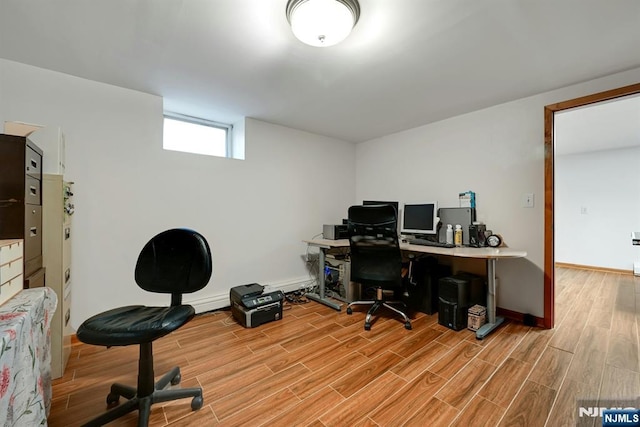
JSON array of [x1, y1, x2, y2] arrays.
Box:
[[1, 0, 639, 143]]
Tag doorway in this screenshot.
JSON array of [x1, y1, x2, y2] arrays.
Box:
[[543, 82, 640, 328]]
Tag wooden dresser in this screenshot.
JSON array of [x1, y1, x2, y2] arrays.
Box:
[[0, 134, 45, 288], [0, 239, 23, 306]]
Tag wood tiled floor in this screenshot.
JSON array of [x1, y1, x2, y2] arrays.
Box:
[[49, 267, 639, 426]]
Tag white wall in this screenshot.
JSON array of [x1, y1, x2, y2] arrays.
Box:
[[356, 67, 640, 318], [3, 58, 640, 323], [0, 59, 356, 328], [556, 147, 640, 270]]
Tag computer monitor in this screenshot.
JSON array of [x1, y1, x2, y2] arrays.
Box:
[[401, 202, 439, 235], [362, 200, 399, 214]]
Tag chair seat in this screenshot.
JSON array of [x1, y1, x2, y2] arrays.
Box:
[[77, 305, 195, 347]]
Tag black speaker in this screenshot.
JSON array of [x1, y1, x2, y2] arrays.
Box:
[[438, 272, 485, 330], [404, 257, 451, 315]]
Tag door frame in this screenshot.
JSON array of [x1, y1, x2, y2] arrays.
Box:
[[543, 82, 640, 328]]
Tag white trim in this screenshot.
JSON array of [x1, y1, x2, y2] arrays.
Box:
[[164, 112, 232, 133]]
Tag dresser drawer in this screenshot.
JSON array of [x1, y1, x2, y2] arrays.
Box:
[[0, 258, 22, 285], [24, 206, 42, 261], [0, 274, 23, 306], [63, 226, 72, 268], [24, 268, 45, 289], [24, 256, 43, 278], [25, 176, 41, 205], [0, 240, 23, 265], [26, 145, 42, 177]]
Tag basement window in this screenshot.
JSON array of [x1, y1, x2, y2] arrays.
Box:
[[163, 113, 233, 158]]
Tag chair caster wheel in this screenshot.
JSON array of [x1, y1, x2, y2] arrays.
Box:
[[346, 307, 352, 315], [191, 396, 203, 411], [106, 392, 120, 406], [364, 323, 371, 331], [171, 373, 181, 386], [404, 322, 412, 330]]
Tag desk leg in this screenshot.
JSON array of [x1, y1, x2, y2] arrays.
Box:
[[306, 247, 342, 311], [476, 258, 504, 339]]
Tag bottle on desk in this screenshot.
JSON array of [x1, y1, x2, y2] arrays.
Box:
[[454, 224, 463, 246], [446, 224, 454, 245]]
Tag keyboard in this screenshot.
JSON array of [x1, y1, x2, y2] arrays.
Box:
[[406, 238, 456, 248]]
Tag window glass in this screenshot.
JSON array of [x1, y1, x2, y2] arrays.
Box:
[[163, 115, 231, 158]]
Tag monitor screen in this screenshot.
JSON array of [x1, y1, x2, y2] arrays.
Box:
[[362, 200, 399, 214], [401, 202, 438, 235]]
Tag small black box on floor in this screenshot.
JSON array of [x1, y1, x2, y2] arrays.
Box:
[[230, 283, 284, 328], [438, 272, 485, 331], [404, 256, 452, 314]]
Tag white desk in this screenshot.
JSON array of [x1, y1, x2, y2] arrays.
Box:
[[303, 238, 526, 339]]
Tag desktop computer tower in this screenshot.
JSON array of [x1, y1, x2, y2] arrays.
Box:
[[438, 272, 485, 330], [324, 256, 360, 303], [404, 256, 451, 315]]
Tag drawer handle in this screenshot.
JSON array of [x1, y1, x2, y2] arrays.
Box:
[[30, 158, 38, 169], [30, 227, 37, 237], [30, 186, 37, 196], [65, 268, 71, 284]]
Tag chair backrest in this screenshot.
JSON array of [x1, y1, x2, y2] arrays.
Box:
[[135, 228, 212, 305], [348, 204, 402, 288]]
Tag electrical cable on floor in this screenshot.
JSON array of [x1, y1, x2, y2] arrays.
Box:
[[285, 290, 309, 306]]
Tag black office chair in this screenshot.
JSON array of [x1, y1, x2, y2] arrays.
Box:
[[77, 228, 213, 427], [346, 204, 411, 330]]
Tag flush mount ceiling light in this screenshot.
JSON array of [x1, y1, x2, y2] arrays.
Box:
[[286, 0, 360, 47]]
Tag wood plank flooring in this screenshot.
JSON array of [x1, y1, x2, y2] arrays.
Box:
[[49, 267, 639, 426]]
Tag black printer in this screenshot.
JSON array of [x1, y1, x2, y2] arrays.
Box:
[[230, 283, 284, 328]]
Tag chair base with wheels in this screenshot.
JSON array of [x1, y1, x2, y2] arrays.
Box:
[[347, 287, 412, 330], [82, 341, 202, 427]]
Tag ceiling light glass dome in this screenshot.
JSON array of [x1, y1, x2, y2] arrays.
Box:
[[286, 0, 360, 47]]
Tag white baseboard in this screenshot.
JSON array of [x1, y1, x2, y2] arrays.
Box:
[[188, 276, 315, 314]]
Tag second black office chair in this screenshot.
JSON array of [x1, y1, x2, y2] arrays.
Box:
[[76, 228, 212, 427], [346, 204, 412, 330]]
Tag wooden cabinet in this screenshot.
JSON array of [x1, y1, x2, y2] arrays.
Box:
[[0, 134, 45, 288], [43, 174, 73, 379], [0, 239, 23, 306]]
